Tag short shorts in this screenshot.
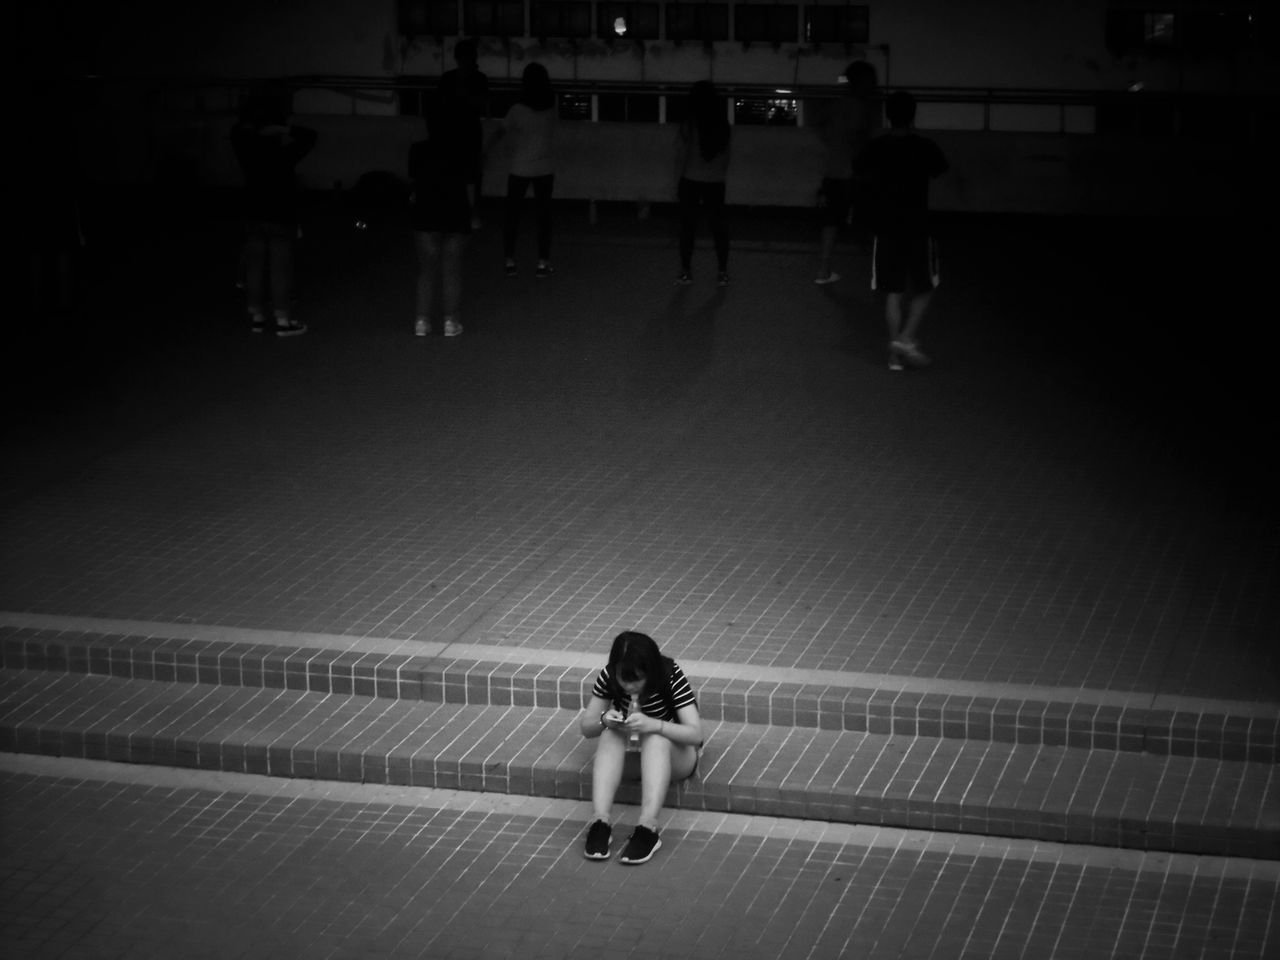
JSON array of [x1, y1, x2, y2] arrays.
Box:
[[871, 232, 940, 294]]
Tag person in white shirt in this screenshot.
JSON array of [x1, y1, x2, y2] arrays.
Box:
[[499, 63, 557, 278]]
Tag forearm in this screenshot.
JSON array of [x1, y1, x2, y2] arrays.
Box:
[[579, 710, 605, 739]]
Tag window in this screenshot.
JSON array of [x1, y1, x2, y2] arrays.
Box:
[[667, 4, 730, 41], [1106, 10, 1176, 54], [598, 93, 661, 121], [559, 93, 592, 120], [734, 95, 798, 125], [598, 2, 661, 39], [531, 1, 592, 37], [464, 0, 526, 37], [735, 5, 799, 43], [805, 4, 869, 44], [400, 0, 460, 36]]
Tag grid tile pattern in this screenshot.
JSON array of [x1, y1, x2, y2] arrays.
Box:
[[2, 764, 1276, 960], [2, 217, 1277, 701], [5, 624, 1275, 761], [3, 670, 1276, 857]]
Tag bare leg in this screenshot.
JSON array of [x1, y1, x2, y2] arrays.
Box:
[[414, 231, 439, 321], [243, 233, 267, 318], [818, 224, 837, 278], [637, 735, 697, 830], [885, 292, 904, 343], [592, 729, 627, 822], [900, 291, 932, 345], [267, 235, 293, 320], [441, 233, 466, 321]]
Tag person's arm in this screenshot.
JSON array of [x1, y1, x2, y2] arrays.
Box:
[[623, 703, 703, 748], [580, 694, 622, 739]]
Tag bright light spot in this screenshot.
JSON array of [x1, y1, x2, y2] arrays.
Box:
[[614, 17, 627, 36], [1128, 81, 1145, 92], [775, 88, 792, 94]]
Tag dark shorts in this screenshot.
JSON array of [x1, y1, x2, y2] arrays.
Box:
[[871, 232, 940, 294], [411, 180, 472, 235], [819, 178, 854, 227]]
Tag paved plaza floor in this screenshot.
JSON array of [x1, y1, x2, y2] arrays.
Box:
[[2, 196, 1277, 958]]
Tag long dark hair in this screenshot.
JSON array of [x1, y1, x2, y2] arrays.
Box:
[[519, 62, 555, 111], [685, 80, 729, 162], [606, 631, 676, 714]]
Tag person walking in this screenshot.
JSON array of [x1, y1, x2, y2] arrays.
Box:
[[674, 81, 731, 286], [230, 83, 316, 337], [579, 631, 703, 865], [854, 90, 949, 370], [409, 94, 473, 338], [500, 63, 557, 278], [814, 61, 880, 284]]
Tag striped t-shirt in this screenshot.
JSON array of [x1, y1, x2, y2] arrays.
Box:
[[591, 662, 697, 722]]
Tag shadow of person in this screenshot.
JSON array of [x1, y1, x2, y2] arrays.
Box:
[[628, 286, 723, 402]]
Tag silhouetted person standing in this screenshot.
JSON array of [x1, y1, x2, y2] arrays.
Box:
[[815, 61, 880, 284], [500, 63, 557, 278], [438, 38, 489, 229], [231, 84, 316, 337], [855, 91, 948, 370], [675, 81, 731, 287], [409, 95, 473, 338]]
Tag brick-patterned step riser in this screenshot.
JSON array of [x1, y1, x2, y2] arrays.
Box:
[[1, 670, 1276, 859], [2, 630, 1275, 762]]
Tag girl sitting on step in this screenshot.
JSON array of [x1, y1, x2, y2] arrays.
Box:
[[578, 630, 703, 865]]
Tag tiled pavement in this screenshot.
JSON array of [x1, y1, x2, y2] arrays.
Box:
[[3, 754, 1277, 960], [3, 196, 1278, 955]]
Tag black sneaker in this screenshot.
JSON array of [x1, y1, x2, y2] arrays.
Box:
[[250, 315, 266, 334], [675, 272, 692, 286], [583, 819, 611, 860], [617, 825, 661, 865], [535, 263, 556, 279], [716, 271, 730, 287], [275, 318, 307, 338]]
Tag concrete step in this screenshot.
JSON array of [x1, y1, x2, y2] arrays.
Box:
[[3, 624, 1276, 761], [2, 669, 1276, 858]]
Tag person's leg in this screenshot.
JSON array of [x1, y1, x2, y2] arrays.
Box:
[[591, 729, 628, 822], [677, 178, 697, 275], [636, 735, 697, 830], [503, 175, 527, 267], [414, 231, 439, 333], [532, 174, 554, 266], [900, 292, 931, 345], [818, 224, 838, 278], [705, 181, 729, 276], [268, 233, 293, 320], [441, 233, 466, 336], [885, 292, 904, 344], [243, 229, 267, 324]]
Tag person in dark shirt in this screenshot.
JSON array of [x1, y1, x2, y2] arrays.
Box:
[[855, 90, 949, 369], [437, 38, 489, 229], [230, 84, 317, 337], [409, 94, 474, 338]]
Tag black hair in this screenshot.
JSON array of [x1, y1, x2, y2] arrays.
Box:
[[453, 38, 478, 66], [606, 631, 676, 715], [239, 82, 288, 127], [885, 90, 917, 129], [844, 61, 878, 94], [519, 62, 555, 111], [685, 80, 730, 162]]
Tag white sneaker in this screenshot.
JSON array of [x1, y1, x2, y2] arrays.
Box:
[[414, 317, 431, 337], [443, 318, 463, 338], [815, 272, 841, 285]]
